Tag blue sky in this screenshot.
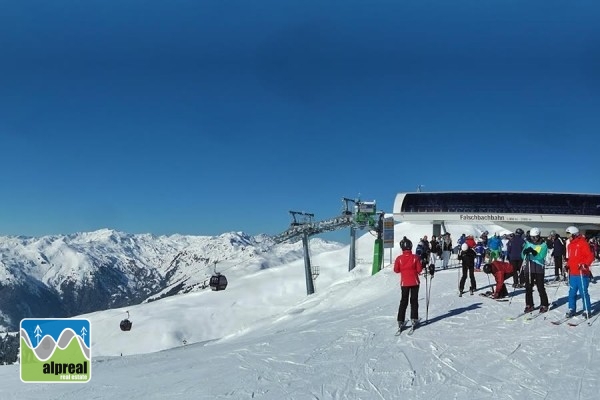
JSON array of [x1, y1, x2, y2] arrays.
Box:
[[1, 1, 599, 242]]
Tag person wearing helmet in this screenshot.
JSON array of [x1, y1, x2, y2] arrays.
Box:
[[458, 242, 477, 296], [521, 227, 549, 313], [507, 228, 526, 287], [399, 236, 413, 251], [549, 231, 566, 281], [564, 226, 595, 319], [482, 261, 515, 299], [394, 237, 423, 332]]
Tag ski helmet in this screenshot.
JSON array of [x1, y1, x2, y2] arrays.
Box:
[[483, 263, 492, 274], [515, 228, 524, 235], [400, 237, 413, 250], [566, 226, 579, 236], [530, 227, 541, 237], [549, 230, 556, 236], [461, 243, 468, 251]]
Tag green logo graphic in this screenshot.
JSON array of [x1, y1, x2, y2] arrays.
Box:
[[20, 318, 91, 383]]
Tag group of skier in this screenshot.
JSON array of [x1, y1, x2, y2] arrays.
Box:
[[393, 226, 596, 333]]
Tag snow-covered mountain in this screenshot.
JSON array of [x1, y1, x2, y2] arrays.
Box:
[[0, 229, 344, 332]]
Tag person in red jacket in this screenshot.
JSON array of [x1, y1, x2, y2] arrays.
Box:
[[482, 261, 514, 298], [565, 226, 595, 318], [394, 237, 423, 331]]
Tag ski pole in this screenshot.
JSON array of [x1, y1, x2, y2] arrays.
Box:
[[550, 284, 562, 307], [457, 263, 460, 294], [424, 268, 429, 322], [426, 264, 434, 323]]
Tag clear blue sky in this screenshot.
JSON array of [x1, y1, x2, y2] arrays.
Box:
[[1, 1, 599, 242]]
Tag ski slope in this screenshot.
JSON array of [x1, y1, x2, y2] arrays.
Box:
[[1, 223, 599, 399]]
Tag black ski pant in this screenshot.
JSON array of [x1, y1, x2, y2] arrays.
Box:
[[510, 259, 522, 286], [397, 285, 419, 323], [554, 256, 564, 278], [524, 272, 549, 308], [459, 265, 476, 292]]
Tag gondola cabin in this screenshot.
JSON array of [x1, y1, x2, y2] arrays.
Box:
[[209, 273, 228, 291], [120, 311, 133, 331]]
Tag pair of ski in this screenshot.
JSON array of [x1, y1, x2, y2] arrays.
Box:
[[551, 313, 593, 327], [506, 307, 548, 321], [395, 318, 421, 336], [479, 292, 509, 302]]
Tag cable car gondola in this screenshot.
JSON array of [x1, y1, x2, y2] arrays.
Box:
[[120, 311, 133, 331], [209, 272, 228, 291]]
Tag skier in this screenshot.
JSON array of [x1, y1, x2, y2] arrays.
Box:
[[458, 243, 477, 296], [440, 233, 453, 269], [487, 233, 502, 263], [429, 235, 440, 267], [507, 228, 526, 287], [474, 241, 486, 271], [482, 261, 514, 299], [415, 236, 431, 268], [522, 227, 549, 313], [564, 226, 595, 318], [549, 230, 566, 281], [394, 238, 423, 332]]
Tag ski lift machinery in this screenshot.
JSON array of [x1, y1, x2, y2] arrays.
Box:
[[209, 260, 228, 291]]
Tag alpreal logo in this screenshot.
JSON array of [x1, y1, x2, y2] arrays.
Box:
[[20, 318, 91, 383]]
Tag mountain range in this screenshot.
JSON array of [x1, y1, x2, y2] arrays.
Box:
[[0, 228, 343, 333]]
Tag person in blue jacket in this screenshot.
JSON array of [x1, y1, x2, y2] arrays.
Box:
[[474, 241, 486, 271], [487, 233, 502, 263], [522, 227, 549, 313]]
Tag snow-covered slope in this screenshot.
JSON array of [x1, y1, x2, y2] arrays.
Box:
[[1, 222, 599, 399]]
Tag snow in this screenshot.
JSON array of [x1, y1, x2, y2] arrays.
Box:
[[1, 222, 600, 399]]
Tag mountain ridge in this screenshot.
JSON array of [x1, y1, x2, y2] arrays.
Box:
[[0, 229, 343, 332]]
